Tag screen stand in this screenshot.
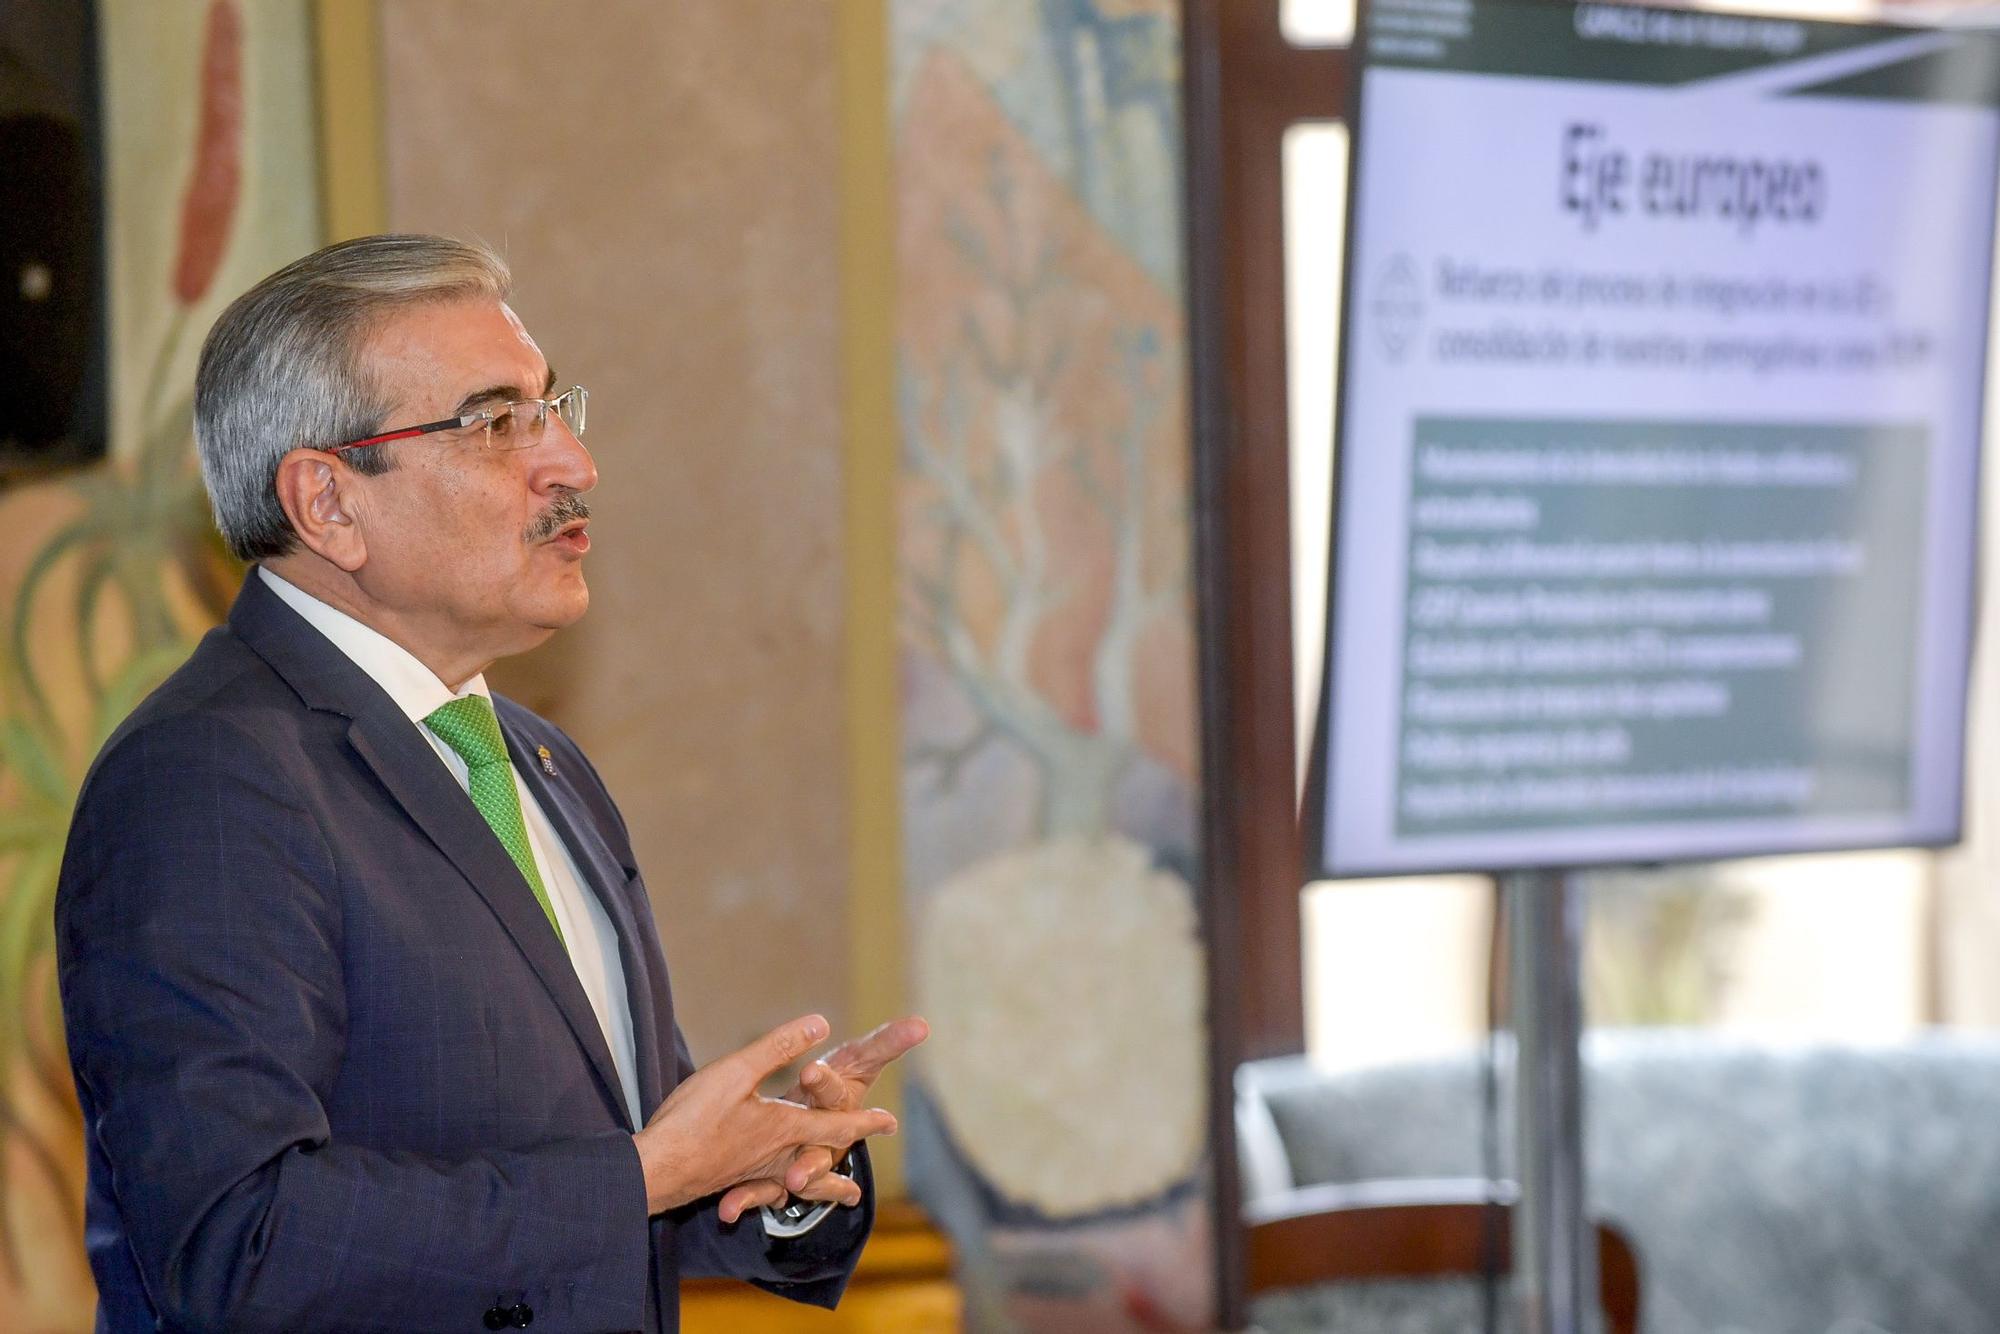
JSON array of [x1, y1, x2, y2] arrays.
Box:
[[1504, 870, 1593, 1334]]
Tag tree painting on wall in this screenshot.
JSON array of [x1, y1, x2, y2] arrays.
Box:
[[0, 3, 320, 1322], [893, 2, 1214, 1328]]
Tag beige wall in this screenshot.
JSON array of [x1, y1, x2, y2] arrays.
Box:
[[377, 1, 851, 1057]]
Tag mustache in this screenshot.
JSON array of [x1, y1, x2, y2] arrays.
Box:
[[526, 491, 591, 543]]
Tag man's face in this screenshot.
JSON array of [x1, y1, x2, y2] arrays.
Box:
[[345, 297, 597, 663]]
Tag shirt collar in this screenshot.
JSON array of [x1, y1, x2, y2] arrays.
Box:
[[257, 566, 490, 726]]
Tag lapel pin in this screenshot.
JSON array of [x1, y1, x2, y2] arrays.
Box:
[[537, 745, 557, 777]]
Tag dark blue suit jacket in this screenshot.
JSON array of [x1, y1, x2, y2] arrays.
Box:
[[56, 572, 870, 1331]]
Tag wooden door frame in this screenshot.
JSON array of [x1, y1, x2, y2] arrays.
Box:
[[1182, 2, 1351, 1325]]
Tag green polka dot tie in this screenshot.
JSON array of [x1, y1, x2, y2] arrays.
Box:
[[424, 696, 565, 946]]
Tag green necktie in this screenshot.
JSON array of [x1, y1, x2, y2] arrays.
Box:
[[424, 696, 565, 946]]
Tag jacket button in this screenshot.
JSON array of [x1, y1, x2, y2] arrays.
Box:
[[483, 1309, 509, 1331], [510, 1303, 534, 1327]]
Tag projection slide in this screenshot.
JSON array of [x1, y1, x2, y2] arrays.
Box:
[[1311, 0, 2000, 876]]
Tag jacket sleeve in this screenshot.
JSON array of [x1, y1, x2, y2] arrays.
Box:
[[56, 713, 652, 1333], [664, 1026, 875, 1307]]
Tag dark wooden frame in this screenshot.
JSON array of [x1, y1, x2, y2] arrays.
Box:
[[1184, 1, 1352, 1327], [1246, 1179, 1642, 1334]]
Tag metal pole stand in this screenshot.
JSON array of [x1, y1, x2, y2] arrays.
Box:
[[1503, 870, 1594, 1334]]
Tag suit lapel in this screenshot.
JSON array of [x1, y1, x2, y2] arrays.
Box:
[[506, 724, 671, 1115], [229, 573, 633, 1127], [343, 709, 633, 1127]]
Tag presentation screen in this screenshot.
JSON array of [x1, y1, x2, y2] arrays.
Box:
[[1308, 0, 2000, 877]]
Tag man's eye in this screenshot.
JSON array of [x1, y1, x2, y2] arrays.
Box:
[[489, 408, 517, 437]]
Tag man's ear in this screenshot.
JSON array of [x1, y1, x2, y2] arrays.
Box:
[[273, 448, 368, 572]]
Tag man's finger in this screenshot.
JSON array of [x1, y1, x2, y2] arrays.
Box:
[[826, 1016, 930, 1083], [733, 1013, 829, 1086], [798, 1060, 842, 1109], [790, 1171, 865, 1209], [790, 1104, 897, 1146], [785, 1145, 837, 1194], [718, 1178, 787, 1225]]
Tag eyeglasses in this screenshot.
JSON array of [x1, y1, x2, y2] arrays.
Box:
[[320, 385, 588, 455]]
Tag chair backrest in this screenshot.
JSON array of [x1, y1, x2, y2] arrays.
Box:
[[1245, 1178, 1640, 1334]]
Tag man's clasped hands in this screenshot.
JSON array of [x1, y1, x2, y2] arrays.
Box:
[[633, 1014, 930, 1223]]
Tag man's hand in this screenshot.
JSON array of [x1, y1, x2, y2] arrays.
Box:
[[633, 1014, 899, 1217], [715, 1016, 930, 1223]]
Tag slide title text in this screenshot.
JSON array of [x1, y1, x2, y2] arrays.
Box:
[[1561, 122, 1826, 234]]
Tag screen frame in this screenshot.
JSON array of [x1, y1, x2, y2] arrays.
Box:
[[1302, 0, 1996, 881]]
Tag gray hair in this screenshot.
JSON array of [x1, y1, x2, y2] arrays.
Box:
[[193, 233, 512, 561]]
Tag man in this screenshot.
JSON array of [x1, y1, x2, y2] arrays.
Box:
[[55, 234, 925, 1332]]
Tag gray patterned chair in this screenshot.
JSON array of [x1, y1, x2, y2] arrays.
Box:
[[1236, 1030, 2000, 1334]]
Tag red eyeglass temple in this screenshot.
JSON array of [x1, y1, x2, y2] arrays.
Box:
[[319, 416, 468, 455]]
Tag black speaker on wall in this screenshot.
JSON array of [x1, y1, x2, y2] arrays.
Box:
[[1, 0, 105, 479]]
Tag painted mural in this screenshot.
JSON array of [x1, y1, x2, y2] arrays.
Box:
[[890, 2, 1214, 1329], [0, 2, 318, 1323]]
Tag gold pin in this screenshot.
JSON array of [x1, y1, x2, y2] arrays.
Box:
[[537, 745, 556, 777]]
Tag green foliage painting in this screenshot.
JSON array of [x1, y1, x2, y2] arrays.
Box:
[[0, 2, 254, 1315]]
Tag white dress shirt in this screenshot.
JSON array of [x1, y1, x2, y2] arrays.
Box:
[[259, 567, 643, 1128]]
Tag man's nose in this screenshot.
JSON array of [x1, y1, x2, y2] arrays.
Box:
[[533, 420, 598, 494]]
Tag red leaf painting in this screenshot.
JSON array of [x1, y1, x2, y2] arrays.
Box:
[[172, 0, 242, 306]]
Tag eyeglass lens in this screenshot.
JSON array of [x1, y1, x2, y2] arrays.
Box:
[[487, 387, 586, 449]]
